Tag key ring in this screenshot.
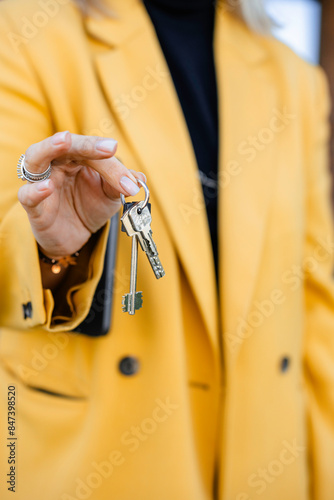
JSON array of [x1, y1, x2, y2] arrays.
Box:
[[120, 178, 150, 210]]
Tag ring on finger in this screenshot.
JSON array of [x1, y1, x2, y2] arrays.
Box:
[[17, 154, 52, 183]]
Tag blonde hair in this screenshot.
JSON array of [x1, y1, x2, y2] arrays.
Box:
[[232, 0, 272, 34], [76, 0, 272, 34]]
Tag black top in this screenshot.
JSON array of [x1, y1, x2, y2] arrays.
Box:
[[143, 0, 219, 271]]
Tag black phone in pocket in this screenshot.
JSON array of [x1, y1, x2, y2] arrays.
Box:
[[74, 214, 119, 337]]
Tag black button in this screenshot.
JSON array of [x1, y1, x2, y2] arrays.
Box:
[[22, 302, 33, 319], [280, 356, 290, 373], [119, 357, 140, 376]]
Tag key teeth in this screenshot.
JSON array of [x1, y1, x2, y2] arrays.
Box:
[[137, 249, 165, 279], [135, 292, 143, 310], [154, 267, 165, 279], [149, 259, 165, 279], [122, 295, 128, 313], [122, 292, 143, 313]]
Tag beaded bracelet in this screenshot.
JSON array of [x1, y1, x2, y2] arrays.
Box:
[[38, 247, 80, 275]]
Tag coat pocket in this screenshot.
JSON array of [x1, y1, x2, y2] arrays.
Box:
[[0, 326, 94, 400]]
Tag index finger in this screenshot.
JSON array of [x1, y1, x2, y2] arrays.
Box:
[[24, 132, 118, 174]]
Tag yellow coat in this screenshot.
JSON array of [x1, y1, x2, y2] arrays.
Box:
[[0, 1, 334, 499]]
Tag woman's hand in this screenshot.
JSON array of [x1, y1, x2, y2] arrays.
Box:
[[18, 132, 145, 259]]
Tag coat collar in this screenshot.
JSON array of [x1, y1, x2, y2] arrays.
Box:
[[85, 0, 269, 63], [84, 0, 143, 48], [84, 2, 275, 361]]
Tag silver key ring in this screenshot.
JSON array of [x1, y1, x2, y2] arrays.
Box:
[[120, 178, 150, 210]]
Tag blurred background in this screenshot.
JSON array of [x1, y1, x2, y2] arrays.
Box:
[[266, 0, 334, 199]]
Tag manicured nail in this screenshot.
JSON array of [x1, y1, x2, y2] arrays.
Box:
[[96, 139, 118, 153], [120, 176, 140, 196], [37, 179, 51, 191], [53, 131, 69, 145]]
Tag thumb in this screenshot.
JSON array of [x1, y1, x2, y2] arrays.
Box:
[[18, 179, 55, 217]]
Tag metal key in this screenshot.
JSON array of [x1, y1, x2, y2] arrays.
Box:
[[127, 201, 165, 279], [120, 179, 165, 315], [121, 232, 143, 315]]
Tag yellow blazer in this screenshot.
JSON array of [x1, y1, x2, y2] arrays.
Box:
[[0, 1, 334, 499]]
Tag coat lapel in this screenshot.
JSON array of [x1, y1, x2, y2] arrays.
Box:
[[85, 0, 219, 350], [85, 2, 279, 361], [215, 9, 279, 361]]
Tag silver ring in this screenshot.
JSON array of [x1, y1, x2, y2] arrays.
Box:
[[17, 154, 52, 183], [120, 178, 150, 209]]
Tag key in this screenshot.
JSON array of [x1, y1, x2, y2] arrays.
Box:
[[120, 179, 165, 315], [121, 233, 143, 315], [127, 201, 165, 279], [121, 201, 142, 238], [121, 201, 151, 232]]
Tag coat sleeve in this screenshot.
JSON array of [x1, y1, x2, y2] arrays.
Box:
[[0, 12, 109, 333], [303, 67, 334, 500]]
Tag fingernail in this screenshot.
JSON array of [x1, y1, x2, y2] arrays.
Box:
[[53, 131, 69, 145], [120, 176, 140, 196], [37, 179, 51, 191], [96, 139, 118, 153]]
